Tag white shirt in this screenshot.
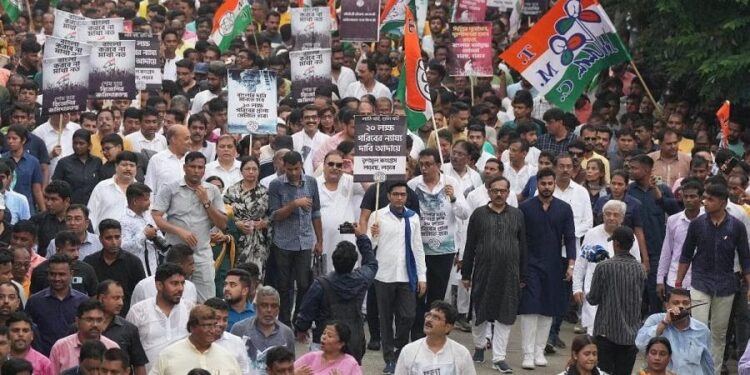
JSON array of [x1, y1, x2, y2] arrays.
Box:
[[32, 120, 80, 176], [394, 337, 476, 375], [475, 151, 495, 171], [87, 177, 129, 232], [47, 232, 101, 258], [292, 130, 330, 175], [503, 162, 537, 195], [332, 67, 356, 96], [316, 174, 364, 268], [144, 149, 185, 199], [149, 338, 241, 375], [260, 173, 280, 189], [552, 181, 594, 239], [163, 57, 178, 81], [501, 146, 541, 168], [204, 159, 242, 192], [466, 184, 518, 212], [370, 205, 426, 283], [126, 131, 168, 153], [343, 80, 392, 100], [216, 331, 251, 375], [126, 298, 190, 371], [191, 90, 219, 114], [198, 142, 216, 163], [130, 275, 198, 309], [408, 130, 425, 160], [441, 164, 482, 197], [120, 208, 163, 276]]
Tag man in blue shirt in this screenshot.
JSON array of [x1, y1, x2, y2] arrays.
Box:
[[223, 268, 256, 331], [677, 182, 750, 374], [636, 288, 713, 375], [268, 151, 322, 326]]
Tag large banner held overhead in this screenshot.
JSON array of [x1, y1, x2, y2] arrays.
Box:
[[452, 0, 487, 22], [227, 69, 278, 135], [291, 7, 331, 50], [353, 115, 407, 183], [290, 49, 331, 104], [77, 18, 124, 42], [449, 22, 493, 77], [43, 37, 91, 59], [89, 40, 137, 99], [53, 9, 86, 39], [339, 0, 380, 42], [42, 55, 90, 116], [120, 32, 162, 90]]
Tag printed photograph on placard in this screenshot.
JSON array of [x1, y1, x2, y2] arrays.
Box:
[[227, 69, 278, 135]]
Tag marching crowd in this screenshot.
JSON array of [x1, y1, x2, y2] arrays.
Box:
[[0, 0, 750, 375]]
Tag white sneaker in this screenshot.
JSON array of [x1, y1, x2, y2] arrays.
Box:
[[534, 353, 548, 367], [522, 355, 535, 370]]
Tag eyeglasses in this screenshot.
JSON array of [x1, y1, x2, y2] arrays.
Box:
[[326, 162, 343, 168], [569, 151, 584, 157]]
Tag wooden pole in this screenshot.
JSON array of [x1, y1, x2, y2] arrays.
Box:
[[247, 133, 252, 157], [629, 60, 662, 116], [469, 75, 474, 107], [57, 114, 63, 147], [374, 182, 380, 222], [431, 115, 445, 166]]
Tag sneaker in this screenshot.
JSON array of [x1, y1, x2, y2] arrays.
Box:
[[522, 355, 535, 370], [472, 348, 485, 363], [534, 353, 548, 367], [553, 337, 567, 349], [492, 360, 513, 373], [544, 343, 556, 354], [368, 340, 381, 351], [383, 362, 396, 374], [455, 318, 471, 332]]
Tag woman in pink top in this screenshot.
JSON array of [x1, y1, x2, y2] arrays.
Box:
[[294, 322, 362, 375]]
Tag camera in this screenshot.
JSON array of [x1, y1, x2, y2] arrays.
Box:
[[338, 222, 355, 234], [147, 224, 171, 253]]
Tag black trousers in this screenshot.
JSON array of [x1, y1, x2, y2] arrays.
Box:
[[366, 283, 381, 342], [376, 281, 416, 363], [595, 335, 637, 375], [274, 246, 312, 326], [411, 253, 454, 339]]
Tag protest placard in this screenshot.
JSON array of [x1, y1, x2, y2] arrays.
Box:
[[353, 115, 407, 182], [291, 7, 331, 50], [448, 22, 493, 77], [89, 40, 136, 99], [290, 49, 331, 104], [522, 0, 547, 16], [452, 0, 487, 22], [227, 69, 278, 135], [77, 18, 124, 42], [120, 32, 161, 90], [43, 36, 91, 59], [53, 9, 86, 39], [488, 0, 515, 11], [339, 0, 380, 42], [42, 55, 90, 116]]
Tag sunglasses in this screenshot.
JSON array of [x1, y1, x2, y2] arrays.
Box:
[[327, 162, 343, 168]]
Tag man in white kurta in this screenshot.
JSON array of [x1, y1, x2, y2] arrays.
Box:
[[87, 152, 136, 232], [292, 106, 330, 176]]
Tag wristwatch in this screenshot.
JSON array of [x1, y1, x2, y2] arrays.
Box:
[[203, 201, 210, 209]]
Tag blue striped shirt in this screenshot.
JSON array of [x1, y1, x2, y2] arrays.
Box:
[[268, 174, 321, 251]]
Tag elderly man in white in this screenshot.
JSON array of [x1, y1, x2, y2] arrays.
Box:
[[572, 200, 641, 334]]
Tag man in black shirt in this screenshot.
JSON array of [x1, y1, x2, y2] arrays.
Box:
[[30, 180, 71, 255], [52, 129, 102, 205], [96, 280, 148, 375], [15, 39, 41, 80], [31, 231, 98, 296], [83, 220, 146, 316]]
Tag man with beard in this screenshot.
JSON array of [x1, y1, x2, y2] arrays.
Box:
[[49, 300, 120, 374], [0, 281, 22, 326], [331, 46, 356, 96], [87, 152, 138, 231], [7, 312, 52, 375], [462, 176, 526, 373], [428, 103, 471, 150], [204, 298, 251, 375], [292, 105, 330, 176], [230, 286, 295, 374], [518, 168, 576, 370], [223, 269, 256, 331], [191, 62, 226, 115], [342, 60, 392, 101], [175, 59, 200, 100], [96, 281, 148, 375], [31, 231, 98, 296], [126, 263, 190, 371], [129, 244, 197, 308]]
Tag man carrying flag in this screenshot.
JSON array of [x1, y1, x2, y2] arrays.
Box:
[[210, 0, 253, 52], [500, 0, 631, 112]]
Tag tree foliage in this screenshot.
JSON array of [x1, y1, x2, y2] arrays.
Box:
[[605, 0, 750, 103]]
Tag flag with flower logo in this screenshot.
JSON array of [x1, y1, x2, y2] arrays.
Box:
[[500, 0, 630, 111]]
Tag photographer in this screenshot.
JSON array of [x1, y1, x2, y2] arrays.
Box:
[[121, 182, 167, 276], [635, 288, 713, 374]]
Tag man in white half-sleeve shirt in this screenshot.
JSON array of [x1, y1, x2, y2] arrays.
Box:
[[144, 125, 191, 199], [32, 113, 80, 178], [343, 60, 392, 101], [126, 108, 168, 154]]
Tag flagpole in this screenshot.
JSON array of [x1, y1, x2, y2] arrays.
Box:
[[431, 116, 445, 166], [629, 60, 662, 116], [469, 75, 474, 107]]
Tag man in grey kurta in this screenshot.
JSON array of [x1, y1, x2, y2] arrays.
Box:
[[462, 176, 526, 373]]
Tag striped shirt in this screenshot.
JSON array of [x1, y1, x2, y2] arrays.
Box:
[[587, 253, 646, 345], [268, 174, 321, 251]]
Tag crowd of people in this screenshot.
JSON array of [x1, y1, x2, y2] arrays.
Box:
[[0, 0, 750, 374]]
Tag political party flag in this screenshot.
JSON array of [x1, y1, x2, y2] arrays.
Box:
[[396, 6, 432, 131], [500, 0, 630, 112], [717, 100, 731, 147], [380, 0, 417, 36], [1, 0, 21, 22], [210, 0, 253, 52]]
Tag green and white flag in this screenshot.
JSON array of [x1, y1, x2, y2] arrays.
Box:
[[1, 0, 21, 22], [210, 0, 253, 52]]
